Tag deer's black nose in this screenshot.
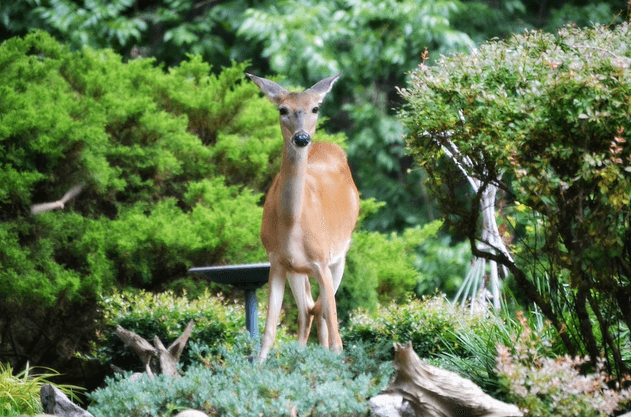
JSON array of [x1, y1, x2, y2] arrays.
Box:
[[293, 133, 311, 147]]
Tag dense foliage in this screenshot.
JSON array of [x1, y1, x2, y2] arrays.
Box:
[[343, 296, 488, 361], [0, 29, 277, 375], [98, 289, 266, 372], [401, 23, 631, 377]]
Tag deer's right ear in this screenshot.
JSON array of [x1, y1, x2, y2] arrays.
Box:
[[246, 73, 288, 104]]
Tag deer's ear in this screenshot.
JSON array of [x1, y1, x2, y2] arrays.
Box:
[[307, 73, 341, 101], [246, 73, 289, 104]]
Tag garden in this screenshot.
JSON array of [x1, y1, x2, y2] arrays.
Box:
[[1, 1, 631, 416]]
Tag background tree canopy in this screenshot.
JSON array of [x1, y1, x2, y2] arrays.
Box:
[[4, 0, 627, 232]]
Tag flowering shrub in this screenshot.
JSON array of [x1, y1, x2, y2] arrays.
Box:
[[496, 313, 631, 416]]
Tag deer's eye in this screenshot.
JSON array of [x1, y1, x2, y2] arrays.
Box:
[[278, 107, 288, 116], [312, 106, 319, 114]]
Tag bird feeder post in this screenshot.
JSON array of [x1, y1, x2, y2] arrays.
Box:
[[188, 263, 270, 350]]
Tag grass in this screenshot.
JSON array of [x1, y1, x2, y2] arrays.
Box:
[[0, 362, 83, 416]]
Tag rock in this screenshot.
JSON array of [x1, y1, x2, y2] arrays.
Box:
[[40, 384, 95, 417], [174, 410, 209, 417], [369, 394, 415, 417]]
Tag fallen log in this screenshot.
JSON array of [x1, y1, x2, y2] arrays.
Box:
[[370, 342, 523, 417]]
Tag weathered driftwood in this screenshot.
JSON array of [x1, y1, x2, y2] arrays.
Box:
[[154, 320, 195, 377], [370, 342, 523, 417], [115, 320, 194, 379], [115, 325, 157, 378]]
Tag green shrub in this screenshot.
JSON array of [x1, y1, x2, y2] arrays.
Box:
[[340, 219, 443, 320], [0, 30, 284, 307], [88, 338, 391, 417], [343, 295, 487, 361], [0, 30, 310, 371]]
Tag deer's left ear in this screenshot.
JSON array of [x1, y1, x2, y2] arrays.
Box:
[[307, 73, 341, 101], [246, 73, 289, 104]]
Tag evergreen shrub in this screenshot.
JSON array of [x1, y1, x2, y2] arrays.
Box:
[[88, 338, 391, 417], [0, 30, 283, 370], [340, 217, 443, 320]]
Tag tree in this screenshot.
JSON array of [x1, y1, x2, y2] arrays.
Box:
[[400, 23, 631, 377], [0, 31, 275, 373]]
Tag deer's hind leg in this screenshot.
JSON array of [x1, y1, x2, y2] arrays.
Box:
[[288, 273, 315, 346]]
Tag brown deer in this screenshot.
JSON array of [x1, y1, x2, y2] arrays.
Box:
[[247, 73, 359, 361]]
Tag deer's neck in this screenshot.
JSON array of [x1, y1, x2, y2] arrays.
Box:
[[279, 145, 309, 225]]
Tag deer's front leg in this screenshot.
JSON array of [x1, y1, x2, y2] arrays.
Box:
[[259, 263, 287, 362]]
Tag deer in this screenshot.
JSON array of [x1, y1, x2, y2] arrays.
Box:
[[246, 72, 360, 362]]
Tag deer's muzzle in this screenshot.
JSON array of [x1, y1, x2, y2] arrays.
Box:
[[292, 133, 311, 147]]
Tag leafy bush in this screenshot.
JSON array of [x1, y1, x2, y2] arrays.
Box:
[[343, 295, 488, 362], [0, 30, 278, 305], [401, 23, 631, 377], [99, 289, 294, 372], [88, 338, 391, 417], [496, 313, 631, 416]]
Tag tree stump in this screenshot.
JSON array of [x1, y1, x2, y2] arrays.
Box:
[[370, 342, 523, 417]]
